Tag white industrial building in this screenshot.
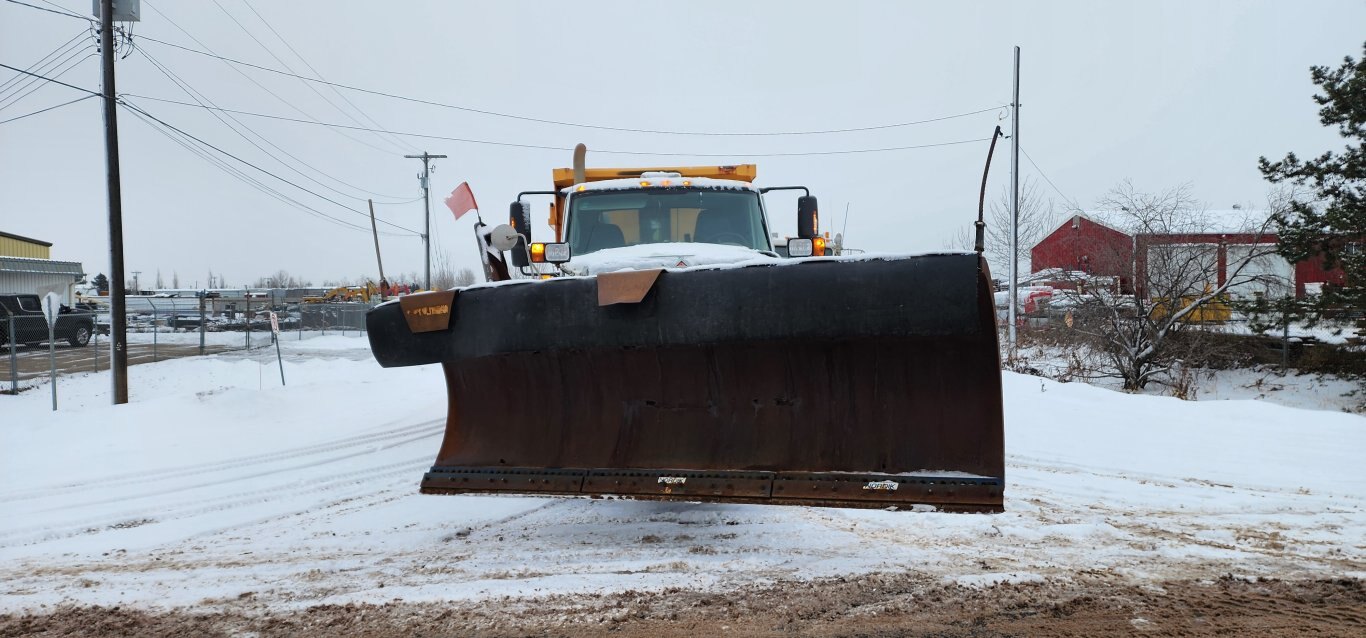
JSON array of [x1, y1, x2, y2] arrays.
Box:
[[0, 231, 86, 304]]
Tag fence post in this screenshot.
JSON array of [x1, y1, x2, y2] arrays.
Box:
[[244, 290, 251, 351], [151, 299, 159, 362], [1281, 304, 1290, 372], [93, 319, 99, 372], [199, 292, 207, 356], [8, 314, 16, 394]]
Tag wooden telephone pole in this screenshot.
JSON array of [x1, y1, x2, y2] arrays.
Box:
[[404, 152, 446, 290], [99, 0, 133, 404]]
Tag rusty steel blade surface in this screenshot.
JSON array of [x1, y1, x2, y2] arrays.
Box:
[[367, 253, 1005, 511]]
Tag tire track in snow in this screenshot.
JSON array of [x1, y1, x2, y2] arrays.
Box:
[[0, 455, 433, 548], [18, 428, 442, 518], [1006, 453, 1364, 502], [0, 418, 444, 504]]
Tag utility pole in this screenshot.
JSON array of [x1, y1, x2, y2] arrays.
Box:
[[368, 199, 387, 301], [404, 152, 446, 290], [1008, 45, 1021, 349], [131, 270, 140, 295], [99, 0, 133, 405]]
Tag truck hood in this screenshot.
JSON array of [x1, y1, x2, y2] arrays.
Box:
[[564, 242, 779, 275]]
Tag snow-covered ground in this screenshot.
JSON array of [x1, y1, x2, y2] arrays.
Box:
[[1, 336, 1362, 613], [1010, 341, 1364, 413]]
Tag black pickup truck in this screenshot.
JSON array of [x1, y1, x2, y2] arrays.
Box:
[[0, 293, 95, 347]]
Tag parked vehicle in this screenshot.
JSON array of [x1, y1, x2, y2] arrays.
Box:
[[0, 293, 96, 347]]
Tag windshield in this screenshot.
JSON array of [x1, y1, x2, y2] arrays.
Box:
[[566, 188, 768, 255]]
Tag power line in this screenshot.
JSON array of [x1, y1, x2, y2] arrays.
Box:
[[1020, 145, 1081, 210], [0, 47, 96, 111], [131, 33, 1006, 138], [373, 195, 426, 205], [124, 103, 418, 237], [122, 103, 381, 235], [120, 94, 994, 157], [0, 30, 89, 94], [1, 0, 91, 21], [135, 46, 417, 204], [0, 93, 95, 124], [140, 0, 405, 157], [0, 31, 94, 105], [122, 99, 424, 235], [0, 61, 102, 96], [209, 0, 410, 154], [240, 0, 412, 153]]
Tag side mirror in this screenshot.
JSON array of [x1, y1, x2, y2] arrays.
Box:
[[509, 201, 532, 267], [488, 224, 520, 252], [797, 195, 819, 239]]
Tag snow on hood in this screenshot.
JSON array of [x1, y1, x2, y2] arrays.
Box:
[[564, 242, 779, 275]]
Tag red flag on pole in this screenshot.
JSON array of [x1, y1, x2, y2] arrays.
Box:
[[445, 182, 479, 220]]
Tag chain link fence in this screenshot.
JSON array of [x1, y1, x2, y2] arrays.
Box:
[[4, 296, 376, 394]]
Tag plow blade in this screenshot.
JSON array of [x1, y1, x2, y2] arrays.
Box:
[[367, 253, 1004, 512]]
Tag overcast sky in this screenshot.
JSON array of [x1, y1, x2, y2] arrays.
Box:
[[2, 0, 1363, 288]]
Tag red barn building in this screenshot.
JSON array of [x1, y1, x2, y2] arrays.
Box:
[[1030, 212, 1343, 299], [1030, 214, 1135, 293]]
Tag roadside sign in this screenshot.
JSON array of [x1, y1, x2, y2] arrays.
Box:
[[42, 292, 61, 329], [269, 311, 285, 387], [42, 292, 59, 411]]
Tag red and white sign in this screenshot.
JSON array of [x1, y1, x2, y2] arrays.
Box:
[[269, 311, 280, 335]]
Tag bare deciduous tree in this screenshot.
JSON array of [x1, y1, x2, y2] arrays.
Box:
[[255, 270, 310, 289], [948, 177, 1059, 278], [1062, 181, 1283, 390]]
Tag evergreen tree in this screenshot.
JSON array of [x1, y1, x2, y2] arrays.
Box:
[[92, 273, 109, 293], [1259, 42, 1366, 324]]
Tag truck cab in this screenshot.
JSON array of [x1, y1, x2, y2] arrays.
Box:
[[563, 173, 775, 257], [498, 163, 822, 277]]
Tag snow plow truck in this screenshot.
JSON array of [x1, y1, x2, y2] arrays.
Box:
[[366, 150, 1005, 511]]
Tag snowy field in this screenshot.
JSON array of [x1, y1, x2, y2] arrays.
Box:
[[1, 335, 1363, 617]]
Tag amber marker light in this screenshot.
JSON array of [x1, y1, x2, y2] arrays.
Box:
[[530, 242, 546, 263]]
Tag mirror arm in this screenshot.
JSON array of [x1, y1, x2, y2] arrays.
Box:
[[759, 186, 810, 196]]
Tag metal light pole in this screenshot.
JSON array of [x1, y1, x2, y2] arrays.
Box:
[[1008, 45, 1021, 348], [404, 152, 446, 290]]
